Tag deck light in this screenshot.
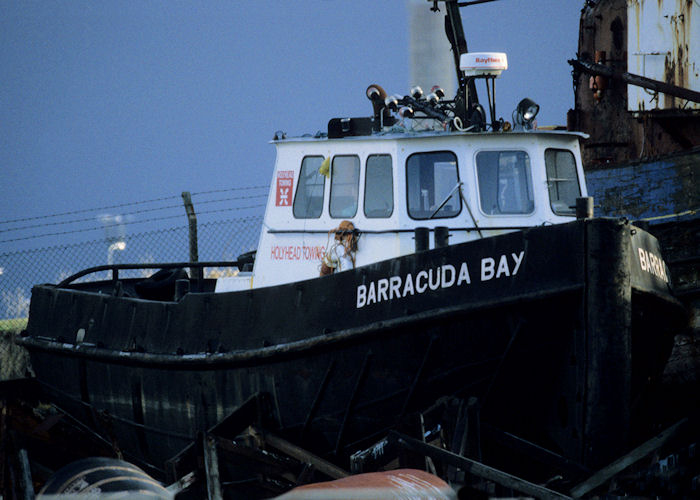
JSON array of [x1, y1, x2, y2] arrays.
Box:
[[385, 95, 399, 111], [514, 97, 539, 130], [366, 84, 395, 130], [410, 86, 424, 99], [399, 106, 414, 119], [430, 86, 445, 99], [366, 84, 386, 102]]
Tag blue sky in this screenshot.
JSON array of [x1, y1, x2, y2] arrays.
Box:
[[1, 1, 581, 250]]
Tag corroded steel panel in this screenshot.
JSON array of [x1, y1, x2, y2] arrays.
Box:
[[585, 149, 700, 220], [628, 0, 700, 111], [574, 0, 636, 165], [574, 0, 700, 164]]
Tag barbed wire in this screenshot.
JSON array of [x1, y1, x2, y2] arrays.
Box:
[[0, 204, 267, 244], [0, 185, 268, 226], [0, 187, 267, 334], [192, 186, 268, 197], [0, 215, 264, 257], [0, 193, 268, 234]]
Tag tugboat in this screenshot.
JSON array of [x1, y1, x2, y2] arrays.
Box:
[[17, 0, 684, 479]]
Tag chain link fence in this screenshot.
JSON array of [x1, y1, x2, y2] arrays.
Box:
[[0, 187, 266, 380], [0, 215, 262, 335]]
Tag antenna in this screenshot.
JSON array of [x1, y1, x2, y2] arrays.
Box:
[[442, 0, 477, 123], [365, 1, 507, 132]]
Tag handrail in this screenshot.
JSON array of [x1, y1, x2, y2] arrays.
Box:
[[57, 260, 241, 287]]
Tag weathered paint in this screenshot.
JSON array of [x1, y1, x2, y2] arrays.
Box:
[[628, 0, 700, 111], [585, 148, 700, 220], [574, 0, 636, 165], [574, 0, 700, 165], [586, 149, 700, 325]]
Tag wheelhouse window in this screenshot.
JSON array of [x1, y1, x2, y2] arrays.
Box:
[[293, 156, 325, 219], [476, 150, 534, 215], [406, 151, 461, 219], [364, 154, 393, 218], [545, 149, 581, 215], [330, 155, 360, 218]]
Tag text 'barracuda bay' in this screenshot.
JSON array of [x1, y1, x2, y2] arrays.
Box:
[[356, 251, 525, 308]]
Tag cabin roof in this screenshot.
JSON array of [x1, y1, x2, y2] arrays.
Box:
[[271, 128, 589, 145]]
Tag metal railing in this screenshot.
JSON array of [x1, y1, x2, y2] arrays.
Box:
[[0, 216, 262, 334]]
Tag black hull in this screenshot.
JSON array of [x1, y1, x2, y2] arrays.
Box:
[[19, 219, 684, 473]]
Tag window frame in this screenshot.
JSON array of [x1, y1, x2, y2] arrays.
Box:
[[405, 150, 462, 221], [292, 155, 326, 219], [364, 154, 394, 218], [329, 154, 361, 219], [544, 148, 581, 216], [475, 149, 535, 217]]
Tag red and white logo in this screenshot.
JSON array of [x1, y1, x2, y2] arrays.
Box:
[[276, 171, 294, 206]]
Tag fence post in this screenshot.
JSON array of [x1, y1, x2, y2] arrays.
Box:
[[181, 192, 203, 282]]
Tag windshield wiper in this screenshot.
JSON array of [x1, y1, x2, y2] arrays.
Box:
[[429, 182, 462, 219], [429, 181, 483, 238]]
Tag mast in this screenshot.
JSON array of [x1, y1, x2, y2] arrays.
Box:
[[442, 0, 478, 117]]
